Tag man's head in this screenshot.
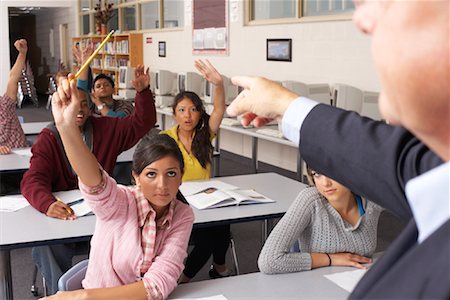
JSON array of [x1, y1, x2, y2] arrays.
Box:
[[353, 0, 449, 160], [75, 89, 92, 128], [93, 74, 115, 101]]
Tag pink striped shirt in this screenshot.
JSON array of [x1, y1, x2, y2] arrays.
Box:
[[79, 170, 194, 299]]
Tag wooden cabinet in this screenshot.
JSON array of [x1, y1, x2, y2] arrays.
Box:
[[72, 33, 143, 94]]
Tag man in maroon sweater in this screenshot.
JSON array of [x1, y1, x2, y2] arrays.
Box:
[[21, 66, 155, 294]]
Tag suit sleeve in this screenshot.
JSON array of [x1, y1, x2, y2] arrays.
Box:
[[299, 104, 442, 221]]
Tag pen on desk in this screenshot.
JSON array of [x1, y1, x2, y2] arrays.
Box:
[[55, 196, 75, 215], [72, 29, 115, 81]]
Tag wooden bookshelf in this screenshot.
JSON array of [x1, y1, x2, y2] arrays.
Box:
[[72, 33, 143, 95]]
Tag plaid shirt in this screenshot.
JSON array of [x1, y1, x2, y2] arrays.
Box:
[[0, 94, 27, 148], [133, 186, 176, 299]]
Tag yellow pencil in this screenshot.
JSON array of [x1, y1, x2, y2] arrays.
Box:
[[72, 29, 115, 81]]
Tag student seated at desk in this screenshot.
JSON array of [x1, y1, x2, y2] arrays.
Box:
[[45, 81, 194, 299], [0, 39, 29, 155], [161, 60, 230, 282], [74, 41, 134, 118], [21, 65, 156, 294], [258, 166, 383, 274]]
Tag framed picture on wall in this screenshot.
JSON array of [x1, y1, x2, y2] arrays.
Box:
[[266, 39, 292, 62], [159, 41, 166, 57]]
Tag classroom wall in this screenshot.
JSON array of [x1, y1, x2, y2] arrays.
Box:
[[0, 0, 76, 94], [143, 1, 380, 171]]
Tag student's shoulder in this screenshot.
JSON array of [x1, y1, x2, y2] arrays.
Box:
[[292, 187, 325, 209], [160, 125, 178, 139], [173, 200, 195, 221]]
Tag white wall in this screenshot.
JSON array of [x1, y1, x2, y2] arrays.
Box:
[[144, 1, 380, 171], [0, 0, 77, 93]]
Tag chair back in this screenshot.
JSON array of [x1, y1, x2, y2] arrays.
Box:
[[58, 259, 89, 291]]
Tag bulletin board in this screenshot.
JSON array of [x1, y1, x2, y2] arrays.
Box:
[[192, 0, 228, 55]]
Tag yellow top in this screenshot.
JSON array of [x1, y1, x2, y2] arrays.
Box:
[[162, 125, 215, 181]]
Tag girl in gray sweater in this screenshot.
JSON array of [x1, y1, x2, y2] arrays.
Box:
[[258, 167, 383, 274]]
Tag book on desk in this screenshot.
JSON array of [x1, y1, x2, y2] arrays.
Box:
[[180, 180, 274, 210]]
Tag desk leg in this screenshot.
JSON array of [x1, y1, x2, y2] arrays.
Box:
[[161, 114, 166, 131], [0, 250, 13, 300], [261, 219, 273, 245], [251, 137, 258, 173]]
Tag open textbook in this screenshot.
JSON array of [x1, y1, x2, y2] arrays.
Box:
[[180, 180, 274, 210], [53, 189, 93, 217]]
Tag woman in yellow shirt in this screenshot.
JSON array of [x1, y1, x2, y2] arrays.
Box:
[[162, 59, 229, 282]]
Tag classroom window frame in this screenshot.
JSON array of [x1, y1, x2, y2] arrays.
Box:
[[245, 0, 355, 26], [266, 39, 292, 62], [77, 0, 184, 34]]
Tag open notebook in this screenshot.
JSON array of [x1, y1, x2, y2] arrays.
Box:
[[53, 189, 93, 217], [180, 180, 274, 210]]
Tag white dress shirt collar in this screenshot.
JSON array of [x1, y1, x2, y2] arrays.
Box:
[[406, 161, 450, 243]]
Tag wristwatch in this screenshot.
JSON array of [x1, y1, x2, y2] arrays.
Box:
[[97, 103, 105, 111]]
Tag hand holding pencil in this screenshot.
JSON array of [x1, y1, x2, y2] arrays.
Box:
[[46, 197, 76, 220]]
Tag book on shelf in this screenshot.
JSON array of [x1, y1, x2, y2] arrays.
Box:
[[53, 189, 93, 217], [180, 180, 275, 210]]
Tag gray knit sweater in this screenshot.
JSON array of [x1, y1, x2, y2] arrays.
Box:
[[258, 187, 383, 274]]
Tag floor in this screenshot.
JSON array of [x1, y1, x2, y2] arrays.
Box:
[[9, 95, 406, 299]]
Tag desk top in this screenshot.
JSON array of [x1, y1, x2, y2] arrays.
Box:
[[168, 268, 350, 299], [0, 173, 305, 250], [0, 146, 135, 173], [21, 121, 51, 135]]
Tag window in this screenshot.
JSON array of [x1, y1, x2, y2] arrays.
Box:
[[247, 0, 355, 24], [78, 0, 183, 34]]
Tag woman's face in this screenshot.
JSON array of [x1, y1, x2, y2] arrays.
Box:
[[311, 171, 352, 203], [174, 97, 202, 132], [132, 155, 182, 213]]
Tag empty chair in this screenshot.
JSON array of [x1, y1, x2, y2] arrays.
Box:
[[58, 259, 89, 292], [333, 83, 364, 113]]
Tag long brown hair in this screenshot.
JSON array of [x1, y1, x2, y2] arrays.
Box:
[[172, 91, 212, 169]]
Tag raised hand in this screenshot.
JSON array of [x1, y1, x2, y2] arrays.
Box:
[[72, 40, 94, 66], [14, 39, 28, 55], [131, 65, 150, 93], [194, 59, 223, 86], [51, 74, 83, 130], [226, 76, 298, 127]]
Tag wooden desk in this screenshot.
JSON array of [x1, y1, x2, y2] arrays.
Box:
[[169, 267, 351, 299], [0, 172, 306, 300]]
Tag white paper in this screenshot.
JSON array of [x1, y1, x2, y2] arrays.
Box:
[[53, 190, 83, 204], [180, 180, 238, 196], [0, 195, 30, 212], [69, 201, 93, 217], [324, 269, 367, 292], [171, 295, 228, 300], [12, 148, 32, 157]]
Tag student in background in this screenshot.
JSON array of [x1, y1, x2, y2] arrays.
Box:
[[44, 78, 193, 299], [21, 65, 156, 294], [73, 42, 134, 118], [161, 60, 230, 282], [226, 1, 447, 298], [0, 39, 29, 155], [258, 166, 382, 274]]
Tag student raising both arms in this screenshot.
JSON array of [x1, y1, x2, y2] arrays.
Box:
[[43, 74, 194, 300], [258, 166, 383, 274]]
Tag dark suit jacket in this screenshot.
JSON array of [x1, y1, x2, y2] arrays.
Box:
[[300, 104, 449, 299]]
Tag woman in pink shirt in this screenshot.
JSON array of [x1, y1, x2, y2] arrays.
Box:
[[45, 70, 194, 300]]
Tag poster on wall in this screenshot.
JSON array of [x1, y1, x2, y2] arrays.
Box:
[[192, 0, 228, 55]]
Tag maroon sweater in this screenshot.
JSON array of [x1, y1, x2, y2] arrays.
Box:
[[21, 88, 156, 213]]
